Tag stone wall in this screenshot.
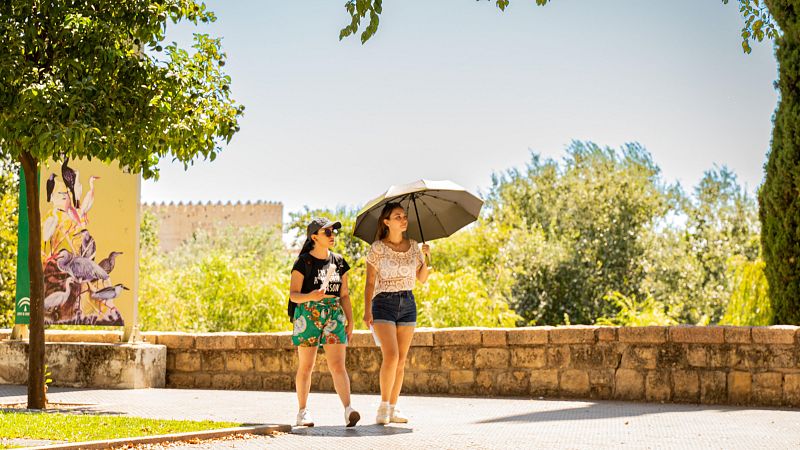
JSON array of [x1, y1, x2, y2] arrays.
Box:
[[142, 201, 283, 252], [2, 326, 798, 407]]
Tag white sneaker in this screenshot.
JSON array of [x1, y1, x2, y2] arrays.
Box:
[[296, 409, 314, 427], [345, 406, 361, 427], [376, 403, 391, 425], [390, 405, 408, 423]]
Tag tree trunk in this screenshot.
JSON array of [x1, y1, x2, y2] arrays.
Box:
[[19, 151, 45, 409]]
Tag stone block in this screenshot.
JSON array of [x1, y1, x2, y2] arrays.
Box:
[[241, 374, 262, 390], [767, 347, 796, 369], [475, 348, 510, 369], [669, 326, 724, 344], [560, 369, 590, 396], [318, 373, 334, 391], [530, 369, 559, 396], [45, 330, 121, 343], [194, 373, 212, 388], [727, 371, 751, 404], [475, 370, 495, 393], [614, 369, 644, 400], [357, 349, 382, 372], [167, 373, 195, 389], [547, 346, 571, 369], [753, 372, 783, 405], [724, 327, 751, 344], [645, 371, 671, 402], [441, 349, 474, 369], [174, 351, 201, 373], [274, 332, 294, 349], [570, 345, 604, 369], [686, 347, 707, 368], [706, 347, 729, 368], [262, 373, 293, 391], [201, 351, 225, 372], [434, 328, 482, 346], [349, 330, 375, 348], [550, 326, 597, 344], [751, 326, 797, 345], [255, 353, 282, 373], [195, 333, 238, 350], [673, 370, 700, 402], [507, 327, 550, 345], [411, 328, 435, 346], [589, 369, 614, 387], [409, 347, 438, 371], [281, 350, 299, 372], [596, 327, 618, 342], [783, 374, 800, 407], [236, 334, 278, 350], [417, 372, 449, 394], [449, 370, 475, 385], [700, 371, 727, 404], [657, 344, 687, 369], [154, 333, 196, 349], [621, 346, 657, 369], [166, 352, 176, 371], [618, 327, 667, 344], [226, 352, 255, 372], [511, 347, 546, 368], [496, 370, 530, 396], [732, 346, 769, 370], [481, 329, 507, 347]]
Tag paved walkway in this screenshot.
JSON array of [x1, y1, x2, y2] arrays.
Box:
[[2, 385, 799, 449]]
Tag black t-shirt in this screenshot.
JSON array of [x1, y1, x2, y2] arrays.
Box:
[[292, 251, 350, 297]]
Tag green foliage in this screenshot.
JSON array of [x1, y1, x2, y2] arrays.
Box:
[[415, 268, 520, 328], [0, 0, 243, 178], [138, 224, 292, 332], [722, 0, 779, 53], [596, 292, 677, 327], [759, 1, 800, 325], [0, 411, 240, 443], [0, 155, 17, 328], [489, 142, 677, 325], [721, 256, 771, 326]]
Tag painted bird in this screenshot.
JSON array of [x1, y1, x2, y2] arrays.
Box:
[[74, 229, 96, 260], [42, 207, 59, 252], [98, 251, 123, 274], [61, 158, 79, 208], [73, 169, 82, 209], [44, 280, 74, 311], [56, 249, 108, 284], [90, 284, 129, 308], [80, 176, 100, 222], [46, 173, 57, 203]]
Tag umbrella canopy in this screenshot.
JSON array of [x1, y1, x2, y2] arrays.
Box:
[[354, 179, 484, 244]]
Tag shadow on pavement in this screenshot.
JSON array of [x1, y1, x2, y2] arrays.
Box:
[[292, 424, 413, 437], [475, 400, 798, 424]]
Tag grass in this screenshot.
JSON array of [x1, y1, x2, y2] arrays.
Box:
[[0, 411, 242, 447]]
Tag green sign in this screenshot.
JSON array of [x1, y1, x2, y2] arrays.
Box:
[[14, 168, 32, 325]]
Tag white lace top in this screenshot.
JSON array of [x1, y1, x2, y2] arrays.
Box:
[[366, 239, 425, 295]]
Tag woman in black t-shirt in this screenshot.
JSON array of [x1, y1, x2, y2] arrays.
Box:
[[289, 218, 360, 428]]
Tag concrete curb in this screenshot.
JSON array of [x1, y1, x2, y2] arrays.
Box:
[[25, 424, 292, 450]]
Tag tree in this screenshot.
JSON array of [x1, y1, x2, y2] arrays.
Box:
[[0, 1, 243, 408], [758, 1, 800, 324]]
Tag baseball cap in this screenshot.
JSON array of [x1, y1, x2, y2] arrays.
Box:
[[306, 217, 342, 238]]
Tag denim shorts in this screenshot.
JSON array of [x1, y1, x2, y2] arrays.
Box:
[[372, 291, 416, 326]]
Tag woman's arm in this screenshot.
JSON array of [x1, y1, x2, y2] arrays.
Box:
[[363, 262, 377, 327], [340, 273, 354, 340], [289, 270, 326, 303]]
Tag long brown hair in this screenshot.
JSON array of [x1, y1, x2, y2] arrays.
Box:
[[375, 202, 404, 242]]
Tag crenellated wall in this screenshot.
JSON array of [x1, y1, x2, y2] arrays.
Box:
[[142, 200, 283, 252], [1, 326, 798, 407]]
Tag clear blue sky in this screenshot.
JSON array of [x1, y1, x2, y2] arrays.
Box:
[[141, 0, 779, 221]]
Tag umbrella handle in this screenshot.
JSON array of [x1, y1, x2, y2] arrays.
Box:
[[411, 194, 432, 267]]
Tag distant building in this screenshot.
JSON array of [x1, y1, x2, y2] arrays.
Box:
[[142, 201, 283, 252]]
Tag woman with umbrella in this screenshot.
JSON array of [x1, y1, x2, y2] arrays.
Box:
[[364, 202, 431, 425], [356, 179, 483, 425]]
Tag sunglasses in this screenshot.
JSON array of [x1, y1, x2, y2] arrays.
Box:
[[318, 228, 337, 237]]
